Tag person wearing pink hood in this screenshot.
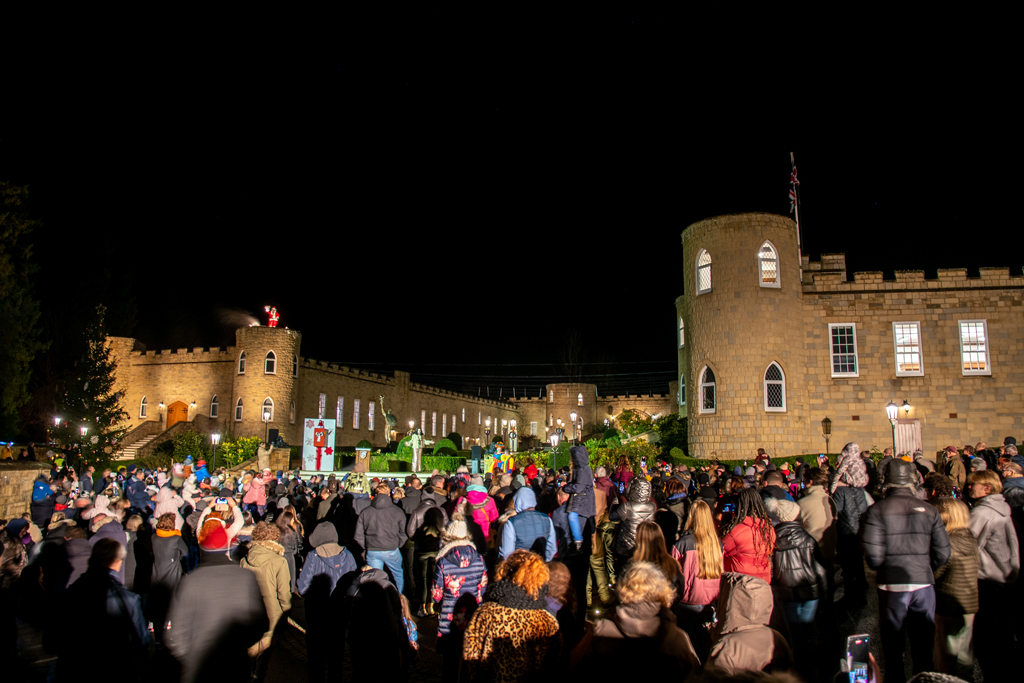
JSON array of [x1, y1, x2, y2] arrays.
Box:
[[456, 479, 499, 544], [243, 469, 269, 518]]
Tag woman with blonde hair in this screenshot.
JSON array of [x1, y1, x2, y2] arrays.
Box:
[[572, 561, 699, 676], [931, 497, 979, 679], [672, 499, 722, 660]]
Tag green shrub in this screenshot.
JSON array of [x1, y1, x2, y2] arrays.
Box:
[[172, 428, 211, 461], [491, 435, 504, 444], [433, 438, 458, 455], [388, 460, 411, 473], [370, 455, 391, 471], [396, 436, 413, 461], [422, 455, 465, 472], [355, 439, 373, 450], [447, 432, 463, 449], [669, 447, 686, 464], [603, 428, 619, 440], [435, 447, 458, 457]]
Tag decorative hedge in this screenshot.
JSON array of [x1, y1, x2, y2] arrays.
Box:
[[433, 438, 458, 454], [422, 456, 465, 472]]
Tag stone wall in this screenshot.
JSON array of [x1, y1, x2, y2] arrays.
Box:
[[0, 462, 51, 520]]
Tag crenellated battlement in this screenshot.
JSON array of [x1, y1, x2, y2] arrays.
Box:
[[130, 346, 235, 363], [803, 264, 1024, 293]]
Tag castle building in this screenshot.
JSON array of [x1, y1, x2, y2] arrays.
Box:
[[107, 327, 674, 460], [676, 213, 1024, 459]]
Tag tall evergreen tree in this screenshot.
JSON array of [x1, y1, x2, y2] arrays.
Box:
[[0, 181, 48, 435], [53, 304, 128, 466]]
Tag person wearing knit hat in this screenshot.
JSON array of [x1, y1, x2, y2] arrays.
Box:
[[431, 515, 487, 669], [299, 522, 357, 681], [455, 483, 499, 544]]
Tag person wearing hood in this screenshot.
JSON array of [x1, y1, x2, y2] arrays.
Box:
[[610, 477, 656, 571], [30, 477, 55, 529], [562, 445, 595, 553], [943, 446, 967, 492], [431, 516, 488, 678], [337, 565, 411, 680], [240, 521, 292, 674], [831, 442, 872, 603], [967, 469, 1020, 681], [354, 482, 408, 592], [151, 485, 185, 530], [298, 522, 356, 683], [85, 503, 129, 584], [572, 560, 699, 677], [706, 572, 791, 675], [407, 489, 449, 614], [861, 458, 950, 678], [126, 467, 152, 517], [455, 481, 499, 544], [192, 459, 210, 482], [242, 469, 269, 519], [500, 486, 557, 562]]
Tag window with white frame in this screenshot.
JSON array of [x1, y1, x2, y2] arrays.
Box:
[[368, 401, 375, 430], [318, 393, 326, 419], [424, 410, 428, 430], [237, 351, 246, 374], [764, 362, 785, 411], [292, 355, 298, 378], [549, 391, 553, 403], [679, 317, 685, 347], [893, 322, 924, 376], [462, 408, 465, 423], [353, 399, 361, 429], [678, 375, 685, 406], [959, 320, 991, 375], [530, 421, 537, 436], [140, 396, 148, 418], [264, 350, 276, 374], [700, 367, 716, 414], [828, 323, 859, 377], [431, 412, 437, 436], [477, 411, 481, 425], [290, 401, 295, 423], [697, 249, 712, 294], [235, 398, 243, 421], [336, 397, 343, 427], [210, 395, 218, 418], [758, 241, 780, 287], [262, 398, 274, 422], [452, 414, 456, 433], [443, 413, 448, 435]]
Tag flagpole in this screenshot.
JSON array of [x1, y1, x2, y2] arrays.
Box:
[[790, 151, 803, 282]]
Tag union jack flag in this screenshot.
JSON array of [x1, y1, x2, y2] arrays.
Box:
[[789, 162, 800, 214]]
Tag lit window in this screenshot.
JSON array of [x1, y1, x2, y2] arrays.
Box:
[[262, 398, 274, 422], [432, 412, 437, 436], [697, 249, 712, 295], [237, 351, 246, 374], [549, 414, 553, 426], [452, 414, 456, 433], [700, 367, 716, 414], [317, 393, 326, 419], [264, 350, 276, 374], [678, 376, 685, 406], [679, 317, 685, 347], [549, 391, 553, 403], [353, 399, 361, 429], [235, 398, 243, 421], [959, 320, 991, 375], [337, 397, 343, 427], [530, 421, 537, 436], [477, 411, 481, 425], [210, 395, 218, 419], [828, 324, 859, 377], [758, 241, 780, 287], [290, 401, 295, 423], [292, 355, 298, 378], [368, 401, 375, 430], [424, 410, 428, 430], [462, 408, 465, 423], [442, 413, 448, 435], [140, 396, 148, 419], [764, 362, 785, 411], [893, 322, 924, 376]]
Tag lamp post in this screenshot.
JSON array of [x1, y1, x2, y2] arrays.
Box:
[[885, 401, 899, 455], [211, 433, 221, 471], [550, 429, 560, 470], [509, 419, 517, 452], [485, 419, 491, 447], [821, 416, 832, 454], [502, 419, 508, 445], [51, 416, 60, 447], [569, 410, 578, 445], [263, 410, 271, 444]]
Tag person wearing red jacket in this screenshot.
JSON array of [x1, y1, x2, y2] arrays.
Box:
[[523, 460, 538, 483], [721, 487, 776, 584]]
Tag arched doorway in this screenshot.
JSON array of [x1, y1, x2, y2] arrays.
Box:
[[166, 401, 189, 429]]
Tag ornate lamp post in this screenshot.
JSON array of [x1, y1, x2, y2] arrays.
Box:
[[485, 419, 491, 447], [821, 416, 832, 454], [569, 410, 578, 445], [509, 420, 517, 452], [502, 419, 508, 445], [211, 433, 221, 471], [885, 401, 899, 454], [263, 410, 271, 444], [549, 429, 560, 470]]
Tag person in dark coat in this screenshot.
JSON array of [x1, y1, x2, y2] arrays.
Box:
[[406, 492, 448, 614], [563, 445, 595, 552], [861, 458, 951, 678], [354, 483, 408, 593], [150, 513, 188, 642], [63, 525, 92, 589], [831, 442, 871, 605], [298, 522, 356, 682], [30, 478, 55, 530], [336, 566, 411, 681]]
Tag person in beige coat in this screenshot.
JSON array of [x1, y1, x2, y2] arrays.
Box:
[[797, 468, 837, 565], [240, 520, 292, 667]]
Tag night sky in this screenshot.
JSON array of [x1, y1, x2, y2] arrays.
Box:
[[4, 19, 1019, 401]]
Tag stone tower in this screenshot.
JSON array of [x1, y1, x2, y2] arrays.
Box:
[[681, 213, 808, 459], [231, 326, 302, 444]]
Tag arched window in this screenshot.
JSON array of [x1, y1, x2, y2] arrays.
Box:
[[679, 317, 685, 347], [237, 351, 246, 374], [262, 397, 274, 422], [699, 367, 716, 414], [678, 375, 686, 406], [265, 350, 276, 374], [758, 241, 780, 287], [290, 401, 296, 424], [210, 395, 219, 419], [549, 390, 553, 403], [292, 355, 298, 378], [764, 362, 786, 411], [235, 397, 243, 421], [140, 396, 148, 419], [697, 249, 712, 294], [577, 393, 583, 406]]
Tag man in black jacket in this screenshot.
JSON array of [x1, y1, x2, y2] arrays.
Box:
[[861, 459, 950, 680], [354, 483, 409, 592]]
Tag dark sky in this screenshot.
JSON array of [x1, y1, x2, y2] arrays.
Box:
[[4, 17, 1019, 399]]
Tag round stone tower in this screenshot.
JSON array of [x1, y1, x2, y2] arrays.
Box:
[[681, 213, 808, 459], [232, 326, 302, 444]]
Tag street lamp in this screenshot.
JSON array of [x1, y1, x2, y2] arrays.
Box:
[[211, 433, 221, 471], [901, 399, 912, 416], [502, 419, 508, 445], [263, 410, 271, 444], [509, 420, 517, 452], [485, 418, 491, 446], [885, 401, 899, 454], [570, 410, 578, 445], [821, 416, 832, 454], [550, 429, 560, 470]]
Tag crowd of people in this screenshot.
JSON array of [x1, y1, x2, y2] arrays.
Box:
[[1, 438, 1021, 682]]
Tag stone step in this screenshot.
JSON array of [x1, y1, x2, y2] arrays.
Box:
[[114, 434, 159, 461]]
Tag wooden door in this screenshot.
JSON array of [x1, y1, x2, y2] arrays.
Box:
[[895, 419, 922, 456], [166, 401, 189, 430]]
